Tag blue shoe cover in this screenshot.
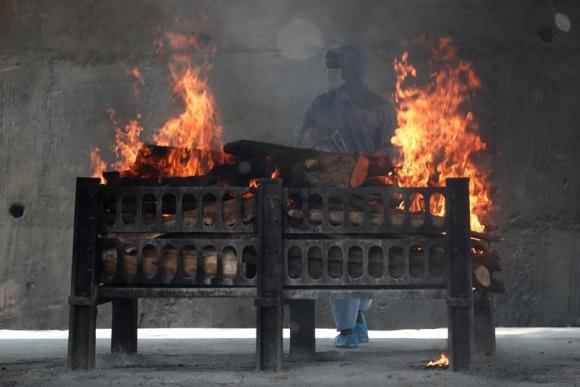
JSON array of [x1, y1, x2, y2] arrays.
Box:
[[354, 314, 369, 343], [334, 332, 359, 348]]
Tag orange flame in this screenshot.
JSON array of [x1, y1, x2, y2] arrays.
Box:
[[271, 168, 280, 179], [127, 67, 145, 97], [392, 38, 492, 232], [90, 29, 223, 180], [151, 51, 223, 176], [90, 147, 107, 184], [107, 109, 145, 173], [426, 352, 449, 368]]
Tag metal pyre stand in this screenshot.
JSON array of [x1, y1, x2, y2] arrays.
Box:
[[68, 177, 491, 372]]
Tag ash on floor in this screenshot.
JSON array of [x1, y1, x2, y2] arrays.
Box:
[[0, 328, 579, 387]]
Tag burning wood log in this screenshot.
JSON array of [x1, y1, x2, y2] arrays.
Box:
[[125, 145, 229, 179], [470, 235, 505, 293], [473, 264, 505, 293], [224, 140, 395, 187], [107, 141, 396, 188], [101, 140, 400, 235], [473, 265, 491, 288], [471, 231, 505, 243], [471, 249, 501, 272]]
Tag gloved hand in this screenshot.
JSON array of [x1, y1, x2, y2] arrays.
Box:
[[300, 126, 334, 152]]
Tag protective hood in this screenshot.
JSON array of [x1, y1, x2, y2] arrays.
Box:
[[340, 46, 366, 84]]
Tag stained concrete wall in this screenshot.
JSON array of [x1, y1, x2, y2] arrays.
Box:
[[0, 0, 579, 329]]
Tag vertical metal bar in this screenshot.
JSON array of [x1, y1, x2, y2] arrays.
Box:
[[115, 195, 122, 227], [342, 245, 348, 281], [176, 192, 183, 228], [67, 178, 100, 370], [175, 242, 184, 282], [136, 190, 143, 226], [68, 305, 97, 369], [216, 190, 224, 228], [289, 299, 316, 359], [111, 299, 138, 354], [256, 179, 284, 371], [322, 244, 329, 281], [445, 178, 473, 371], [474, 291, 496, 356], [362, 244, 369, 280], [155, 190, 162, 227]]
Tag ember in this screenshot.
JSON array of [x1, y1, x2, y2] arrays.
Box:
[[392, 37, 492, 232]]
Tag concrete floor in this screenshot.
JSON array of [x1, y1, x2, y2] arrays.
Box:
[[0, 328, 579, 386]]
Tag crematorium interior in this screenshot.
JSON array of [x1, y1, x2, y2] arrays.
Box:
[[0, 0, 579, 386]]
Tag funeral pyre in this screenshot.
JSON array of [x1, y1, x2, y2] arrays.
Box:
[[91, 34, 504, 294]]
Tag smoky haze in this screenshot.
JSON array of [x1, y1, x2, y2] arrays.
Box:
[[0, 0, 579, 329]]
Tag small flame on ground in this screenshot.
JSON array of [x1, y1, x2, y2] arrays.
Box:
[[271, 168, 280, 179], [426, 352, 449, 369], [391, 37, 492, 232]]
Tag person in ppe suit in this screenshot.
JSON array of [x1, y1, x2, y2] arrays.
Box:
[[295, 45, 397, 348]]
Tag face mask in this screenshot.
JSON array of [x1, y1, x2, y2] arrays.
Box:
[[327, 68, 344, 90]]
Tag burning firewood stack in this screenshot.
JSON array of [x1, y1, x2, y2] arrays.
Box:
[[93, 36, 504, 293], [470, 233, 505, 293], [100, 139, 505, 293]]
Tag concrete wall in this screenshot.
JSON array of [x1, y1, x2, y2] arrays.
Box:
[[1, 0, 579, 329]]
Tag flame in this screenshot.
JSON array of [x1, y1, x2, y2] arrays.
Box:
[[426, 352, 449, 368], [391, 38, 492, 232], [90, 29, 223, 180], [90, 147, 107, 184], [108, 109, 145, 173], [150, 51, 224, 176], [376, 171, 396, 186], [127, 67, 145, 97], [247, 168, 280, 189]]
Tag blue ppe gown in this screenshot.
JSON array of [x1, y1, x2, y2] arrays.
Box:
[[296, 63, 395, 333]]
